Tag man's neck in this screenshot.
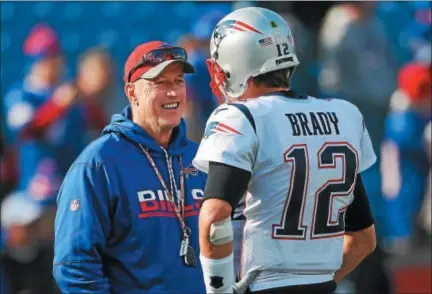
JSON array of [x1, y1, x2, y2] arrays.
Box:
[[142, 124, 173, 149], [154, 129, 173, 149], [133, 116, 173, 149]]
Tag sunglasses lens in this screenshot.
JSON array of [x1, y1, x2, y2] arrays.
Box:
[[148, 48, 187, 63], [149, 50, 167, 63], [170, 48, 187, 60]]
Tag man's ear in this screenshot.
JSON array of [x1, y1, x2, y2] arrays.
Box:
[[124, 83, 137, 105]]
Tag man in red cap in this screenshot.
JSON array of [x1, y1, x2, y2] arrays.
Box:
[[123, 41, 195, 146], [53, 41, 207, 293], [380, 62, 431, 254]]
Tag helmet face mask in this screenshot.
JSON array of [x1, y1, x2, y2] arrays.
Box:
[[207, 7, 300, 103], [206, 58, 228, 104]]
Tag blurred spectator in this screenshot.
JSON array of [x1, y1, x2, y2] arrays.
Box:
[[1, 192, 58, 294], [318, 2, 398, 148], [0, 24, 87, 294], [0, 131, 18, 201], [380, 62, 431, 253], [178, 10, 226, 142], [376, 1, 431, 68], [2, 24, 85, 207], [76, 47, 114, 140]]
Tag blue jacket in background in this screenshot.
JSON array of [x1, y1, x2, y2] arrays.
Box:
[[53, 106, 207, 293], [381, 109, 430, 240]]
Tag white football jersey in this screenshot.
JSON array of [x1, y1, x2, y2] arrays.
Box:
[[193, 94, 376, 291]]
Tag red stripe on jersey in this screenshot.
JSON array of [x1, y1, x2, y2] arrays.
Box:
[[215, 126, 229, 133], [217, 122, 242, 135]]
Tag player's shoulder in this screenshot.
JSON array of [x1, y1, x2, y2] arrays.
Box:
[[211, 97, 276, 127], [209, 103, 256, 131], [320, 97, 364, 119], [210, 102, 250, 118], [322, 97, 360, 111], [204, 103, 257, 140]]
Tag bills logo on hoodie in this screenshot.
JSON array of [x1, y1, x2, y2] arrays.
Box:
[[137, 188, 203, 218], [184, 164, 199, 178]]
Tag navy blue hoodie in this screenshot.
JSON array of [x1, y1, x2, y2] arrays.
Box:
[[53, 106, 207, 293]]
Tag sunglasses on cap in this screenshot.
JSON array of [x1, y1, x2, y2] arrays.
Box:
[[127, 47, 188, 82]]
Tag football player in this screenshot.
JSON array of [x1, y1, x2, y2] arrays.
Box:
[[193, 7, 377, 293]]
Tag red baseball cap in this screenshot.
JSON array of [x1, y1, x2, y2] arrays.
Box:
[[23, 23, 62, 58], [124, 41, 195, 83], [398, 62, 431, 102]]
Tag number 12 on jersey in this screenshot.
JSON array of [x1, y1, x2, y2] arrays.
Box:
[[272, 142, 359, 240]]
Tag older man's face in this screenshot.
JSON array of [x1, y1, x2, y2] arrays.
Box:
[[134, 62, 187, 132]]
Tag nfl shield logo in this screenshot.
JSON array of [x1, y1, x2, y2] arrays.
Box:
[[70, 199, 80, 211]]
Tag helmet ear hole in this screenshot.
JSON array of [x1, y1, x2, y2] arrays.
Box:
[[225, 71, 231, 79]]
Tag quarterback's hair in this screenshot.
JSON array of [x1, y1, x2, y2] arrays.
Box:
[[252, 67, 295, 88]]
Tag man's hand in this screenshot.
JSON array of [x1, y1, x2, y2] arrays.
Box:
[[335, 225, 376, 283]]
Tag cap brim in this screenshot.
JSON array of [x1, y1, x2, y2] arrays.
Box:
[[141, 60, 195, 80]]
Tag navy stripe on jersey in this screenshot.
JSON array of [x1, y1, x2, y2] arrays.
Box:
[[228, 103, 256, 134]]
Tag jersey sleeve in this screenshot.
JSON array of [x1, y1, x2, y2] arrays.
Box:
[[193, 104, 258, 173], [359, 117, 377, 173]]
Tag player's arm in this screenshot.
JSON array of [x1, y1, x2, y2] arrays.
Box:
[[194, 104, 257, 293], [335, 175, 376, 282], [335, 113, 377, 283], [199, 162, 251, 293], [53, 160, 112, 293]]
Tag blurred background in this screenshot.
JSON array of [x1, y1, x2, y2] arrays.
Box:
[[0, 1, 430, 294]]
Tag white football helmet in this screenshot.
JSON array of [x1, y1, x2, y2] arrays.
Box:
[[206, 7, 300, 103]]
